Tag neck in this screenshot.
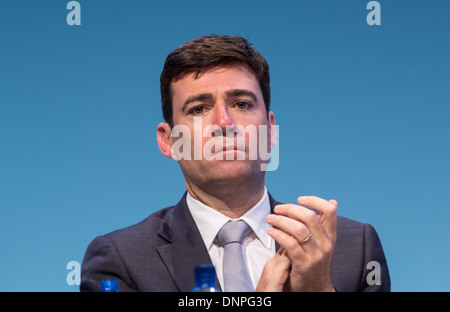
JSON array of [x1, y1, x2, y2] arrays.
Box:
[[185, 177, 266, 219]]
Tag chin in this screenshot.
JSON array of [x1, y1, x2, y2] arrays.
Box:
[[180, 159, 265, 187], [207, 160, 263, 181]]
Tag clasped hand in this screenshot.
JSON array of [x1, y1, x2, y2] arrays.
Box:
[[256, 196, 338, 292]]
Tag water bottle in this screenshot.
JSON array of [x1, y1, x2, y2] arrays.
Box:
[[100, 279, 118, 292], [192, 264, 220, 292]]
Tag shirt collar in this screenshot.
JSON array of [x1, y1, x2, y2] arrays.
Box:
[[186, 187, 272, 250]]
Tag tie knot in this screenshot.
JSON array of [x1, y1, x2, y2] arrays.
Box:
[[216, 220, 252, 247]]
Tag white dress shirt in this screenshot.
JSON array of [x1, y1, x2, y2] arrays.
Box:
[[186, 187, 275, 290]]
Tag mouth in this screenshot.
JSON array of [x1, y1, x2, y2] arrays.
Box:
[[209, 145, 246, 156], [223, 146, 237, 152]]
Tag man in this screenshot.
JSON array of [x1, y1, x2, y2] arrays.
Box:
[[80, 35, 390, 292]]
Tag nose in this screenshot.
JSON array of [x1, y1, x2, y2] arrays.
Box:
[[212, 102, 234, 134]]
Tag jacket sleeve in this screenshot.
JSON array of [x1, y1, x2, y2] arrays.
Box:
[[80, 235, 137, 292], [359, 223, 391, 292]]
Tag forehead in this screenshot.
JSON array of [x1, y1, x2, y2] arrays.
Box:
[[170, 65, 263, 105]]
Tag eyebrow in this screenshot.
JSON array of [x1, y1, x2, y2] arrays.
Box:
[[181, 89, 258, 113], [225, 89, 257, 102], [182, 93, 213, 112]]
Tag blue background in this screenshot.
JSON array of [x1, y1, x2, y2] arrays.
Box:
[[1, 0, 449, 291]]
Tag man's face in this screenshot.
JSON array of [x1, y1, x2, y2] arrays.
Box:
[[157, 64, 275, 189]]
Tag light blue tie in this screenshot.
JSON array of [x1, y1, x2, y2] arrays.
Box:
[[216, 220, 254, 292]]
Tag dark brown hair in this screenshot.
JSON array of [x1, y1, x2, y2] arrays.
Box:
[[160, 35, 270, 126]]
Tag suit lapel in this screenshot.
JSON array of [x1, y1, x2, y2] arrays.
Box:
[[156, 193, 218, 291], [268, 193, 282, 252], [157, 192, 282, 291]]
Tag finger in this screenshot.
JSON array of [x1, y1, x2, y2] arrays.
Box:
[[274, 247, 291, 268], [297, 196, 337, 240], [297, 195, 337, 216], [265, 246, 291, 274], [256, 247, 291, 292], [272, 204, 329, 245], [276, 246, 288, 256], [329, 199, 338, 209], [267, 225, 318, 259], [266, 213, 316, 250]]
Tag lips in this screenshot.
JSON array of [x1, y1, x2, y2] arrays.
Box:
[[207, 143, 245, 155], [222, 146, 238, 152], [204, 136, 247, 157]]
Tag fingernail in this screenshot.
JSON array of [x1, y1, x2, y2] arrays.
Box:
[[298, 196, 308, 201]]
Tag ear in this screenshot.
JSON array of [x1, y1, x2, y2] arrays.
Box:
[[268, 111, 277, 149], [156, 123, 174, 159]]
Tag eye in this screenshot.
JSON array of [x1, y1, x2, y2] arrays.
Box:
[[235, 101, 251, 110], [190, 106, 206, 115]]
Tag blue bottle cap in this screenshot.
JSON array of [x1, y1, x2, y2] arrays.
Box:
[[100, 279, 118, 292], [195, 264, 216, 285]]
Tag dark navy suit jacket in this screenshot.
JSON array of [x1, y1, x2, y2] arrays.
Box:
[[80, 193, 390, 292]]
